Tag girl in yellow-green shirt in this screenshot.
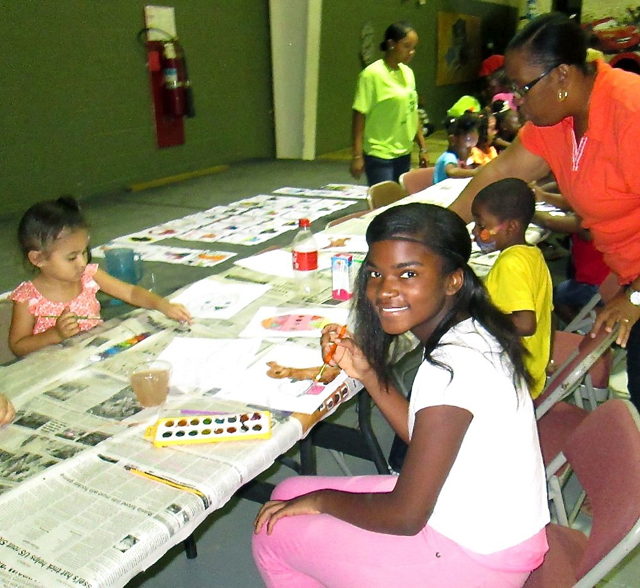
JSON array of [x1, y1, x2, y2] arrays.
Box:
[[351, 22, 428, 186]]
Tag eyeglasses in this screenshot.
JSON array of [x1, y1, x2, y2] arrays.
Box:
[[510, 64, 558, 98]]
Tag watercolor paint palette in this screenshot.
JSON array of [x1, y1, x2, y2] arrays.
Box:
[[90, 332, 152, 362], [144, 411, 272, 447]]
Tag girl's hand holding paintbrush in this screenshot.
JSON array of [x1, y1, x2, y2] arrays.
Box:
[[54, 307, 83, 340], [319, 324, 374, 383]]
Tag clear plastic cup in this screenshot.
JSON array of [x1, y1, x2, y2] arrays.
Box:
[[130, 360, 172, 407]]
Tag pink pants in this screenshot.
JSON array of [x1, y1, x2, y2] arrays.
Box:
[[252, 476, 532, 588]]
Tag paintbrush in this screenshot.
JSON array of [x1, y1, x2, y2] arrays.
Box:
[[40, 315, 101, 320], [314, 324, 347, 383]]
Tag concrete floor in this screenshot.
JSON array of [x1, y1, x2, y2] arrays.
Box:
[[1, 154, 638, 587]]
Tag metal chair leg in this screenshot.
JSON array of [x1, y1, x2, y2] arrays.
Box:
[[183, 534, 198, 559]]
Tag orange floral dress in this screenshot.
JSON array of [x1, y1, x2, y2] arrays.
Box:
[[10, 264, 103, 334]]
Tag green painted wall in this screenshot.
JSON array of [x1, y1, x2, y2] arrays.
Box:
[[2, 1, 517, 216], [2, 1, 274, 214], [316, 0, 518, 155]]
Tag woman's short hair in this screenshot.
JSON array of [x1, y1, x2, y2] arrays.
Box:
[[507, 13, 589, 73], [380, 22, 415, 52]]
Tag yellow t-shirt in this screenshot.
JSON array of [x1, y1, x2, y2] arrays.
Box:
[[471, 145, 498, 166], [484, 245, 553, 399]]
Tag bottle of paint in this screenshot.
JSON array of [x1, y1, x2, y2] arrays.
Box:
[[291, 218, 318, 297]]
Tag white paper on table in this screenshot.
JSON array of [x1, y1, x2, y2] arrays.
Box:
[[535, 202, 562, 212], [239, 306, 350, 339], [321, 184, 369, 200], [218, 343, 349, 414], [233, 248, 332, 278], [407, 177, 472, 208], [315, 234, 369, 253], [158, 337, 262, 393], [171, 279, 270, 319]]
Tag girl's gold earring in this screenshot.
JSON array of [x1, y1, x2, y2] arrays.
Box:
[[558, 89, 568, 102]]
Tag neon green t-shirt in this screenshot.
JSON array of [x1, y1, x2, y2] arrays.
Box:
[[352, 59, 418, 159], [484, 245, 553, 399]]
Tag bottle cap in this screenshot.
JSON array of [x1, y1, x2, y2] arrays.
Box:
[[298, 218, 310, 228]]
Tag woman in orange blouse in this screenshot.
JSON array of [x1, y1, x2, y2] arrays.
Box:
[[448, 13, 640, 410]]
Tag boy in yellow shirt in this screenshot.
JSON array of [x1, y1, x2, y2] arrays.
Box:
[[472, 178, 553, 399]]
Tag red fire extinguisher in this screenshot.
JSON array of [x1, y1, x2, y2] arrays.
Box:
[[161, 42, 185, 118]]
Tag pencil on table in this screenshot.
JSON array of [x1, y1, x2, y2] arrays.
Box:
[[125, 466, 208, 501]]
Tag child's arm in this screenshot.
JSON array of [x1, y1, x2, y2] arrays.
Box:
[[350, 110, 366, 180], [94, 269, 192, 323], [9, 303, 81, 357], [255, 404, 472, 536], [493, 136, 511, 150], [0, 395, 15, 426], [534, 211, 595, 245], [444, 162, 477, 179], [530, 183, 572, 211], [533, 211, 581, 234], [484, 254, 539, 338], [510, 309, 537, 337], [414, 113, 429, 168]]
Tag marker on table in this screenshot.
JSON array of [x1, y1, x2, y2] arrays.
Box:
[[315, 324, 347, 383]]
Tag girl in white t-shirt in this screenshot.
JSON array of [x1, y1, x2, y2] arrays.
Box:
[[253, 203, 549, 588]]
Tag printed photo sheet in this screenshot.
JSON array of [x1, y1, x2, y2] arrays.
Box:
[[315, 233, 368, 253], [93, 194, 355, 252], [91, 243, 236, 268], [218, 343, 350, 414], [239, 306, 350, 339], [170, 278, 270, 320], [273, 184, 368, 200]]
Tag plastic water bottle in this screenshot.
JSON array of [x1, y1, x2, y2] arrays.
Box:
[[292, 218, 318, 296]]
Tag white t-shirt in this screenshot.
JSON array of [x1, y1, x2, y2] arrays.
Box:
[[408, 318, 549, 554]]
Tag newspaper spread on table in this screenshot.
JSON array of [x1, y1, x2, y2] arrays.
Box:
[[0, 177, 553, 586], [0, 269, 352, 587], [0, 399, 301, 587]]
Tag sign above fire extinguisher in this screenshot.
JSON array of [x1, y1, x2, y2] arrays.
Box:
[[144, 5, 177, 41]]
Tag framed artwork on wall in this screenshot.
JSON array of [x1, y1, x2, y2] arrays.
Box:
[[436, 12, 482, 86]]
